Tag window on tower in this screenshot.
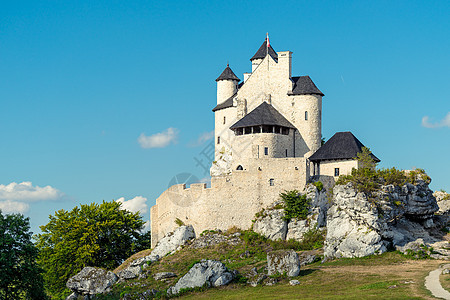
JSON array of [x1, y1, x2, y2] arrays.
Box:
[[264, 147, 268, 155], [334, 168, 340, 176], [305, 111, 308, 120], [223, 116, 226, 124], [217, 136, 220, 144]]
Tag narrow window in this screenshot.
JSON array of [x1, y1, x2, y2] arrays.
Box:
[[269, 178, 274, 186], [285, 149, 288, 157], [264, 147, 268, 155], [334, 168, 340, 176], [305, 111, 308, 120], [217, 136, 220, 144], [223, 116, 226, 124]]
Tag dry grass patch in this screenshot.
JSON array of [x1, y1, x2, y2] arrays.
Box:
[[113, 249, 152, 274]]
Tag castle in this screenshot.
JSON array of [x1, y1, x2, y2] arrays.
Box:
[[150, 37, 379, 247]]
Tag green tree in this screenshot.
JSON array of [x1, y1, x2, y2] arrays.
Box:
[[36, 201, 146, 299], [0, 210, 48, 300]]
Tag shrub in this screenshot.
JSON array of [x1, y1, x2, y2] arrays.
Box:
[[312, 181, 324, 192], [281, 190, 311, 221], [175, 218, 185, 227]]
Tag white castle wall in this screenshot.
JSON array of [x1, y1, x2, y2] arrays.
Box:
[[151, 157, 307, 247], [319, 159, 360, 178]]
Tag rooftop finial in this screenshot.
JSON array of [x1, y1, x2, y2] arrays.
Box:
[[267, 32, 270, 48], [227, 61, 229, 67]]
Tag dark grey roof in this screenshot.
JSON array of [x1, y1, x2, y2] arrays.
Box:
[[250, 39, 278, 61], [309, 132, 380, 162], [212, 95, 235, 112], [216, 64, 240, 82], [289, 76, 324, 96], [230, 102, 295, 129]]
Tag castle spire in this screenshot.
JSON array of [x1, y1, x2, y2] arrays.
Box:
[[250, 35, 278, 62], [215, 63, 240, 82]]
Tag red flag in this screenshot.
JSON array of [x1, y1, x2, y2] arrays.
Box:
[[267, 32, 270, 48]]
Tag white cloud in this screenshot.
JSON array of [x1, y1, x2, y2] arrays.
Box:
[[422, 112, 450, 128], [0, 181, 64, 214], [188, 131, 214, 147], [116, 196, 148, 215], [138, 128, 178, 148], [0, 200, 30, 213]]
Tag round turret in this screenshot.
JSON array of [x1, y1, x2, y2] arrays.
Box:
[[216, 64, 239, 105]]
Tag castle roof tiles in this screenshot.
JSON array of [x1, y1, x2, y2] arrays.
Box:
[[289, 76, 324, 96], [216, 64, 240, 82], [309, 132, 380, 162], [212, 95, 235, 112], [230, 102, 295, 129], [250, 40, 278, 62]]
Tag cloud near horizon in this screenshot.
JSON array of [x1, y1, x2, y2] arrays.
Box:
[[138, 127, 178, 148], [188, 130, 214, 147], [116, 196, 148, 216], [422, 112, 450, 128], [0, 181, 64, 213]]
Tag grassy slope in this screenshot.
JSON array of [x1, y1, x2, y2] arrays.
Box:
[[182, 253, 442, 299], [100, 230, 447, 300]]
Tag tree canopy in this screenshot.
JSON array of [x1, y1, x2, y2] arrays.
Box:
[[36, 200, 147, 299], [0, 210, 47, 300]]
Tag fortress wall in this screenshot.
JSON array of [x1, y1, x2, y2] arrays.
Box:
[[151, 157, 308, 247]]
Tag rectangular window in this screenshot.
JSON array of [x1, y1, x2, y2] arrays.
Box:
[[217, 136, 220, 144], [305, 111, 308, 120], [269, 178, 274, 186], [334, 168, 340, 176], [264, 147, 268, 155], [223, 116, 226, 124], [285, 149, 288, 157]]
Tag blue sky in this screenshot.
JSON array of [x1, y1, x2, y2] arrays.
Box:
[[1, 0, 449, 234]]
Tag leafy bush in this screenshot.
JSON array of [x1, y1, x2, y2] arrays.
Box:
[[312, 181, 324, 191], [336, 147, 431, 202], [281, 190, 311, 221]]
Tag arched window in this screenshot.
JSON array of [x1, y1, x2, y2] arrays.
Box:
[[305, 111, 308, 120], [223, 116, 226, 124], [217, 136, 220, 144], [236, 165, 243, 170]]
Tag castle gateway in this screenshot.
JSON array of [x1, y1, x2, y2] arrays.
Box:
[[150, 38, 378, 247]]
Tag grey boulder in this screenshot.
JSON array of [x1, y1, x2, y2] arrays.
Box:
[[167, 260, 234, 295], [66, 267, 118, 296], [267, 249, 300, 277]]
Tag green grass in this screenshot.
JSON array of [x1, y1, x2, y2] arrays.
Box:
[[96, 231, 443, 300]]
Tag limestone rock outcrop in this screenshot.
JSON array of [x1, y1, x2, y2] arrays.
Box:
[[253, 184, 328, 241], [253, 208, 287, 240], [119, 225, 195, 281], [210, 148, 232, 176], [66, 267, 118, 297], [434, 190, 450, 214], [267, 249, 300, 277], [325, 178, 440, 258], [167, 260, 235, 295]]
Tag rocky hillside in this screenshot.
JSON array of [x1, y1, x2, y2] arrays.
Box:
[[64, 172, 450, 299]]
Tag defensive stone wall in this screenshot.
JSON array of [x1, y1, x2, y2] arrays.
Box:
[[151, 157, 308, 247]]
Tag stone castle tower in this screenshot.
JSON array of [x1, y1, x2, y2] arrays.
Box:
[[211, 37, 324, 176], [150, 37, 378, 247]]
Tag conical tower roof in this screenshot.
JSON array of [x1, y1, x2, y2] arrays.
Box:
[[215, 64, 240, 82], [250, 39, 278, 61]]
